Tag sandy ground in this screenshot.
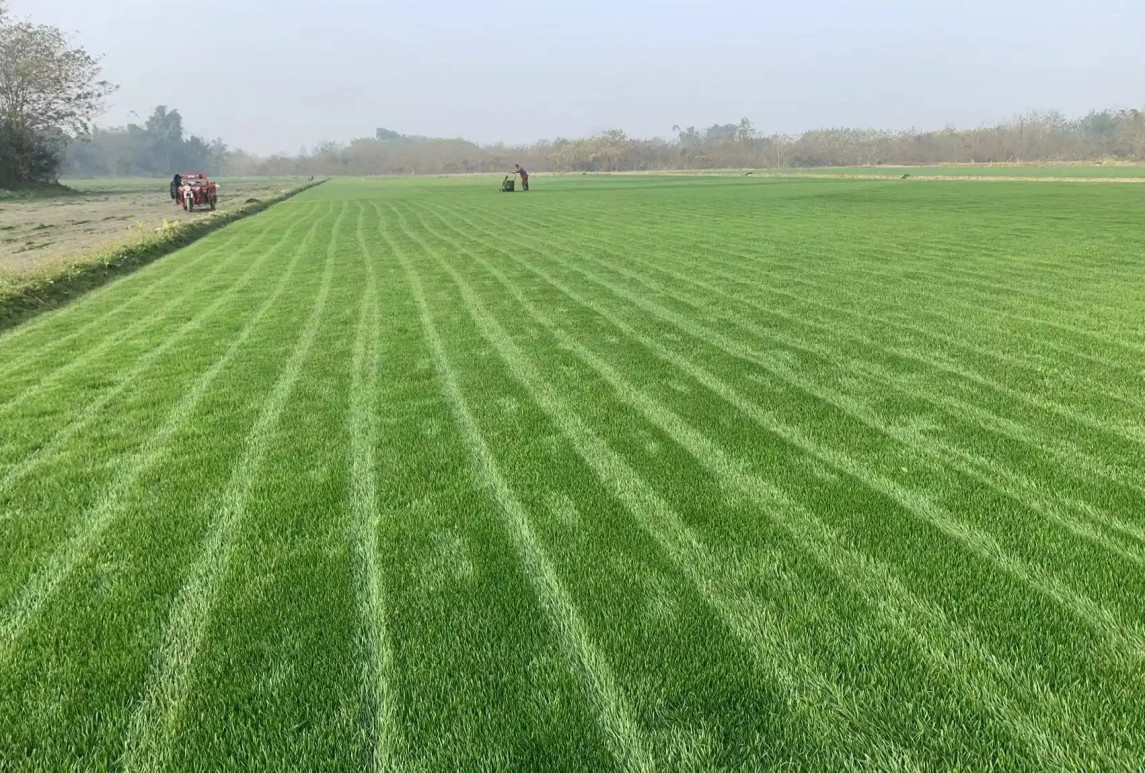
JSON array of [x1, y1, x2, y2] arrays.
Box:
[[0, 180, 295, 273]]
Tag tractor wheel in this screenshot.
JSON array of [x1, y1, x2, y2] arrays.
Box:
[[209, 197, 216, 211], [187, 199, 194, 212]]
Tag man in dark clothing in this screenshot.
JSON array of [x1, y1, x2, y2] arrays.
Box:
[[170, 173, 182, 203], [514, 164, 529, 191]]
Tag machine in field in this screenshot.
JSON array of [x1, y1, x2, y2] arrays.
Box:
[[176, 172, 218, 211]]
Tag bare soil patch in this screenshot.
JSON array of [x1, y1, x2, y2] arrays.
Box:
[[0, 180, 294, 274]]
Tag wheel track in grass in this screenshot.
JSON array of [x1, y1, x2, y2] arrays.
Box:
[[429, 203, 1145, 663], [0, 212, 291, 377], [525, 204, 1145, 416], [121, 201, 346, 772], [0, 210, 314, 498], [507, 210, 1145, 556], [348, 203, 401, 772], [405, 202, 1135, 768], [0, 202, 336, 663], [385, 206, 657, 773], [392, 202, 920, 769], [478, 205, 1145, 546]]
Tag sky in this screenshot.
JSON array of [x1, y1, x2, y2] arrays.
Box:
[[10, 0, 1145, 155]]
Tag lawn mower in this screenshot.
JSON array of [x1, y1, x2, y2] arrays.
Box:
[[500, 176, 515, 192]]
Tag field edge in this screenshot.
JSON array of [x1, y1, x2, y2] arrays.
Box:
[[0, 179, 330, 334]]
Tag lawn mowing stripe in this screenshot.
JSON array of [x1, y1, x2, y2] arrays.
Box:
[[438, 203, 1145, 661], [0, 221, 274, 421], [777, 239, 1143, 358], [475, 205, 1145, 549], [0, 210, 314, 496], [527, 201, 1145, 415], [0, 203, 334, 663], [0, 242, 330, 769], [347, 203, 401, 772], [553, 200, 1145, 375], [528, 203, 1145, 418], [497, 203, 1145, 584], [388, 208, 657, 773], [591, 227, 1145, 508], [397, 202, 936, 767], [749, 186, 1145, 307], [121, 201, 346, 772], [616, 240, 1145, 510], [407, 202, 1128, 768], [0, 212, 289, 373], [511, 220, 1145, 559], [696, 214, 1145, 380]]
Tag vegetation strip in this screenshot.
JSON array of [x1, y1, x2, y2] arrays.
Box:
[[0, 178, 328, 332]]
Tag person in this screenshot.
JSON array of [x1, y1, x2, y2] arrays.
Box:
[[513, 163, 529, 191], [170, 173, 182, 203]]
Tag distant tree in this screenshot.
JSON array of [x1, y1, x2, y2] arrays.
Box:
[[144, 105, 185, 171], [735, 117, 756, 143], [0, 5, 116, 186]]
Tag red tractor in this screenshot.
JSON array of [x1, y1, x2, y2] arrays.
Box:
[[175, 172, 218, 212]]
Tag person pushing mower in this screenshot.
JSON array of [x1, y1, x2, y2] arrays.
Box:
[[512, 163, 529, 191]]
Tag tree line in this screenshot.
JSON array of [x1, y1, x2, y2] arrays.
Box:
[[228, 112, 1145, 178], [71, 108, 1143, 179], [5, 0, 1145, 188]]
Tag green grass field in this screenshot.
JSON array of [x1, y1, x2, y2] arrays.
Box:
[[1, 175, 1143, 770], [780, 164, 1145, 178]]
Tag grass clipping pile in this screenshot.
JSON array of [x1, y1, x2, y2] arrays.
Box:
[[0, 179, 327, 331]]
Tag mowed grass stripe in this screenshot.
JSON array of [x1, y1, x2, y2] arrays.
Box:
[[388, 207, 656, 773], [122, 202, 346, 771], [0, 210, 319, 606], [502, 204, 1145, 563], [0, 210, 315, 495], [358, 202, 619, 770], [398, 202, 929, 767], [347, 203, 401, 771], [0, 232, 248, 417], [553, 199, 1145, 408], [444, 201, 1145, 659], [0, 213, 287, 379], [512, 208, 1145, 559], [529, 200, 1145, 433], [478, 198, 1145, 519], [532, 198, 1145, 419], [0, 203, 335, 662], [410, 200, 1129, 768], [0, 227, 338, 769], [152, 201, 361, 769]]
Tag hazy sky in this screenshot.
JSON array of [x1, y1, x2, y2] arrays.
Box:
[[11, 0, 1145, 154]]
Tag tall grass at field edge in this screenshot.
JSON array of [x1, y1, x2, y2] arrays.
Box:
[[0, 179, 330, 333]]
